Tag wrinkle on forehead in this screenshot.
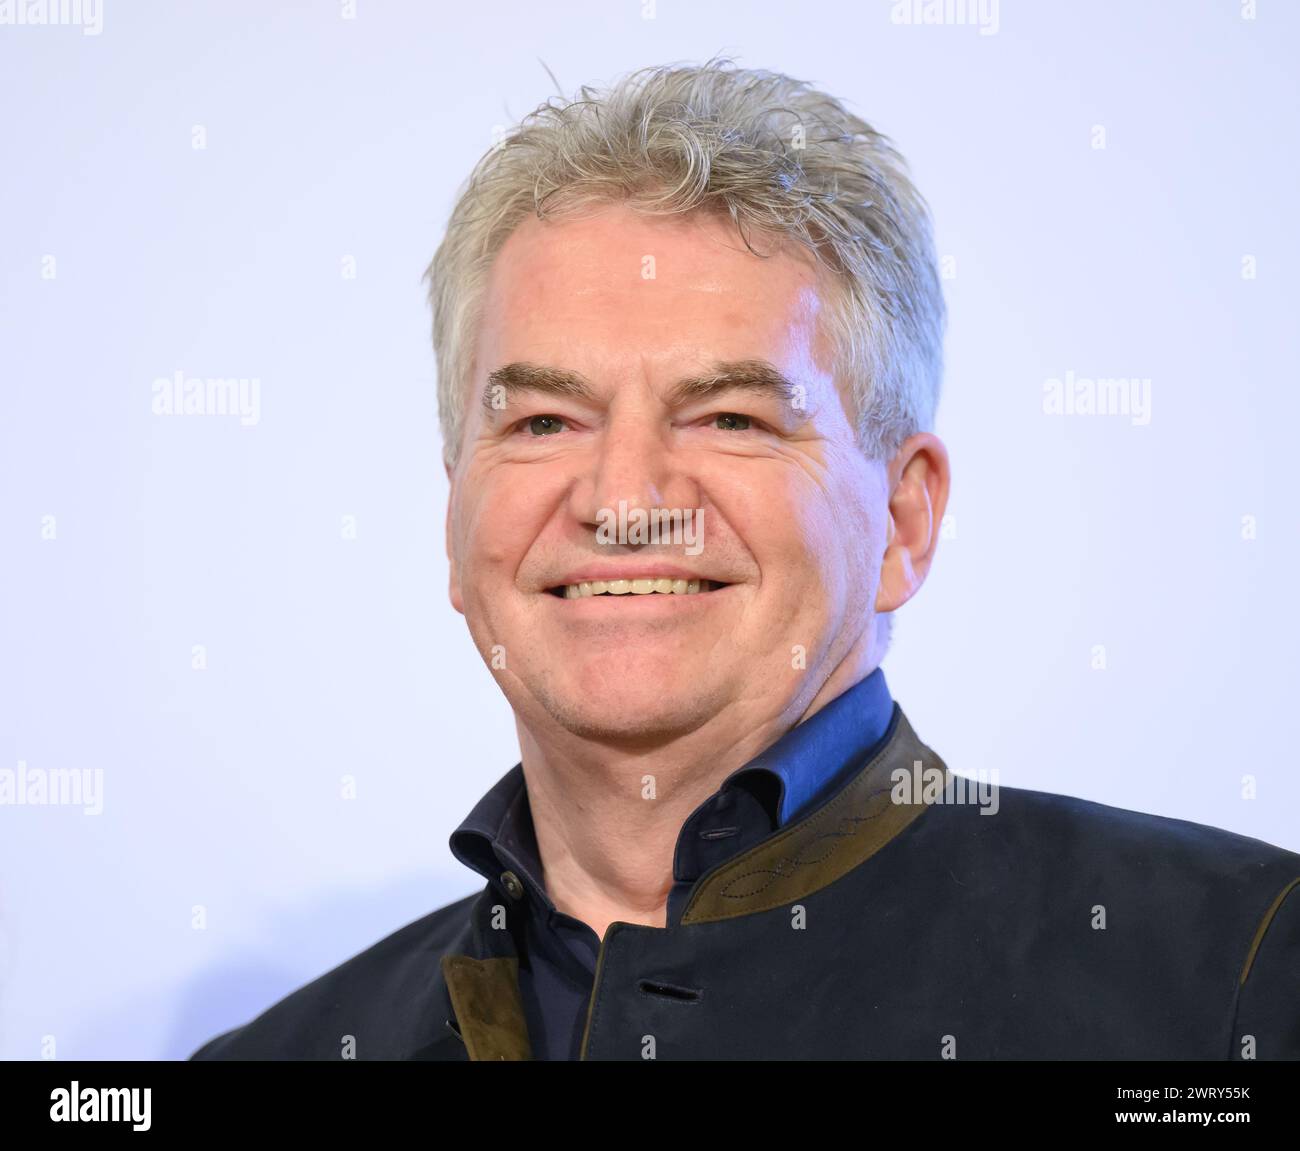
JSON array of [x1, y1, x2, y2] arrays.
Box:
[[475, 206, 840, 397]]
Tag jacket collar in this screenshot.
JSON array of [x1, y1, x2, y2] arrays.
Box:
[[678, 703, 943, 924]]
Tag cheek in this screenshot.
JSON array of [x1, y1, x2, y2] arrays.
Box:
[[763, 481, 848, 573], [760, 484, 879, 612], [450, 520, 523, 639], [458, 471, 542, 572]]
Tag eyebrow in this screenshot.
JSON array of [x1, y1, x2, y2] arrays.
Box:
[[481, 359, 804, 414]]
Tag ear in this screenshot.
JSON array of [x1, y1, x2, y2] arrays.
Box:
[[445, 458, 465, 616], [874, 432, 951, 615]]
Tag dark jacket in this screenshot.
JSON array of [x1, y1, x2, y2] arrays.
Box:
[[190, 706, 1300, 1060]]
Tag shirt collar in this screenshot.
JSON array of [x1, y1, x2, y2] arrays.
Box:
[[449, 666, 895, 907], [731, 664, 894, 825]]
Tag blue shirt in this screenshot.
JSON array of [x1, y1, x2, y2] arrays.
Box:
[[449, 665, 897, 1059]]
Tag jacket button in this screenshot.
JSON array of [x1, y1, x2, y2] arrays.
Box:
[[501, 870, 525, 901]]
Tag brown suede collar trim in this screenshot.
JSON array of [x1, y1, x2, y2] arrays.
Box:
[[680, 706, 946, 924], [441, 955, 533, 1061]]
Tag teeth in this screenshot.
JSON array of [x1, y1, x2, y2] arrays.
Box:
[[558, 578, 718, 597]]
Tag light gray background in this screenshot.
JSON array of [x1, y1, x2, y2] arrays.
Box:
[[1, 0, 1296, 1060]]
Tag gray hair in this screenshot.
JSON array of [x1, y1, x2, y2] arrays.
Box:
[[424, 56, 946, 473]]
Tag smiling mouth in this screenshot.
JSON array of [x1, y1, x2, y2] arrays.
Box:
[[547, 578, 729, 598]]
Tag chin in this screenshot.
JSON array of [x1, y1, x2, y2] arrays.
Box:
[[532, 677, 721, 746]]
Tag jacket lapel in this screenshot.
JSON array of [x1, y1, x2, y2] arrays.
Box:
[[433, 885, 534, 1061], [441, 955, 533, 1060]]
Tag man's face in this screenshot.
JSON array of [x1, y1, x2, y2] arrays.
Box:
[[446, 204, 892, 744]]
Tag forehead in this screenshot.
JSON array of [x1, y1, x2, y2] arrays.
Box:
[[473, 204, 834, 375]]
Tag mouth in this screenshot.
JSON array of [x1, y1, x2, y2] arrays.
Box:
[[546, 578, 730, 599]]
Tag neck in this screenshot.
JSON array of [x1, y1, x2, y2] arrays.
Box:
[[515, 646, 882, 941]]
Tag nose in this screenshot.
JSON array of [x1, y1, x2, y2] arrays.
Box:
[[570, 406, 692, 533]]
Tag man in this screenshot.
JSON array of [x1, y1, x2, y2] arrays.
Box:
[[191, 59, 1300, 1061]]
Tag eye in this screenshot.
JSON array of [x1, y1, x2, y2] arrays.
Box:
[[522, 414, 566, 436], [713, 412, 752, 431]]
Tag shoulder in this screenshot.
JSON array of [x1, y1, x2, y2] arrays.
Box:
[[927, 779, 1300, 908], [189, 888, 481, 1060], [971, 781, 1300, 879], [894, 775, 1300, 1055], [918, 780, 1300, 1049]]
